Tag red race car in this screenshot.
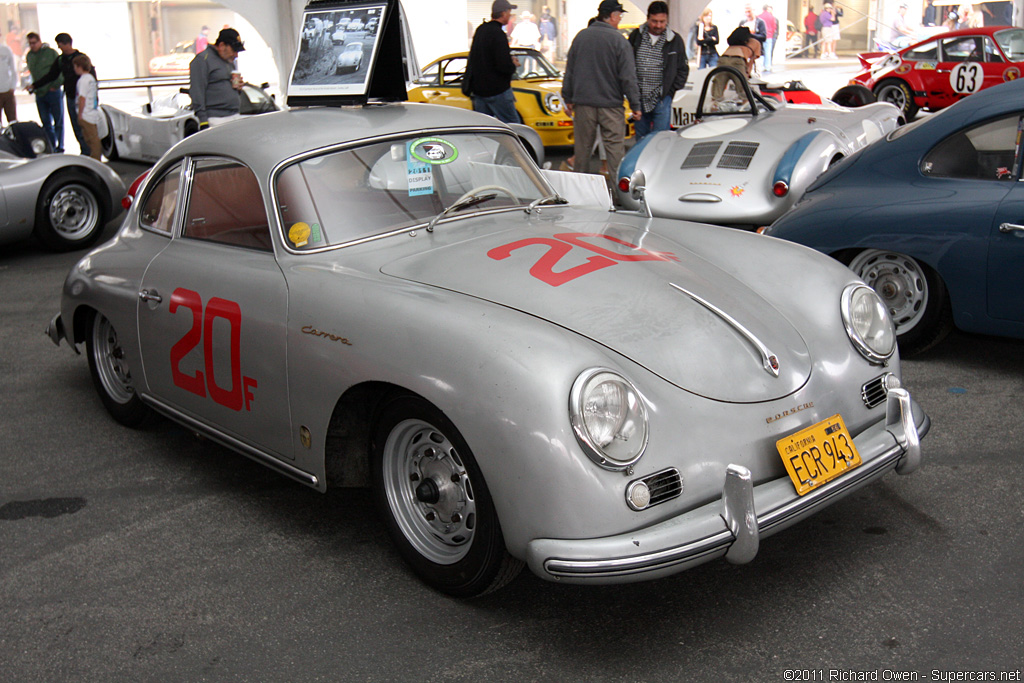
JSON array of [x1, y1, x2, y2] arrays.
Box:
[[852, 26, 1024, 119]]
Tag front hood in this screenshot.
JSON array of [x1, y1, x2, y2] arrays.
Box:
[[381, 213, 811, 403]]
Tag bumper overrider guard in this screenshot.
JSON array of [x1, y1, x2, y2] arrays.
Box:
[[526, 388, 928, 583]]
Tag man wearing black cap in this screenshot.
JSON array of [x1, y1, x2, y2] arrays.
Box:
[[562, 0, 641, 180], [466, 0, 521, 124], [189, 27, 245, 129]]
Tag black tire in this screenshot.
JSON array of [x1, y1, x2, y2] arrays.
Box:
[[874, 79, 919, 120], [371, 394, 522, 597], [845, 249, 954, 355], [85, 310, 152, 427], [100, 111, 119, 160], [33, 170, 108, 252], [831, 84, 876, 108]]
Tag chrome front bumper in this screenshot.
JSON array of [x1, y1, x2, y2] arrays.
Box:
[[525, 388, 928, 584]]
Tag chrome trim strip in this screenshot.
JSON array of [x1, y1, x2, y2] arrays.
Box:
[[670, 283, 780, 377], [140, 394, 320, 489], [543, 531, 733, 577]]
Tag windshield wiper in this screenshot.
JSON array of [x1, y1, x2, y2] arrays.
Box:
[[426, 193, 497, 232], [524, 194, 568, 215]]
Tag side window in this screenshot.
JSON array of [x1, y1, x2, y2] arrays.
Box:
[[182, 158, 273, 251], [922, 115, 1021, 180], [906, 41, 938, 61], [443, 57, 468, 85], [941, 36, 983, 62], [139, 162, 182, 235], [417, 61, 440, 86], [984, 37, 1004, 63]]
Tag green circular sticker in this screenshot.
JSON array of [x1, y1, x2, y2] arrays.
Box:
[[410, 137, 459, 165]]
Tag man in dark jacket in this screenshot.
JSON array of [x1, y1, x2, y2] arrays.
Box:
[[628, 1, 688, 141], [563, 0, 641, 178], [28, 33, 95, 155], [189, 27, 246, 128], [466, 0, 521, 124]]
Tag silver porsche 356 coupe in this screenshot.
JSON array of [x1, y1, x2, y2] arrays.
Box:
[[47, 104, 927, 596], [617, 66, 903, 230]]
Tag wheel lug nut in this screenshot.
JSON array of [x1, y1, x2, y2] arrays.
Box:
[[451, 473, 461, 482], [451, 512, 461, 523], [410, 473, 419, 482], [425, 511, 436, 521], [424, 447, 434, 458]]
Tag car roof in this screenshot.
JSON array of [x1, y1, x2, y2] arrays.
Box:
[[427, 48, 543, 65], [167, 103, 512, 176], [902, 25, 1020, 51]]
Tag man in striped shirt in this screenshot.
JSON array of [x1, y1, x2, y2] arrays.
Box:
[[627, 1, 688, 141]]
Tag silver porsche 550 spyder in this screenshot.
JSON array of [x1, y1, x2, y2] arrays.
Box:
[[617, 66, 904, 230], [0, 122, 125, 252], [47, 104, 927, 597]]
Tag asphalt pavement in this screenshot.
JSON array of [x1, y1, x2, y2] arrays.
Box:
[[1, 58, 1022, 681]]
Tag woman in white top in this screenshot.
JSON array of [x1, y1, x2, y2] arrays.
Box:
[[73, 53, 102, 160]]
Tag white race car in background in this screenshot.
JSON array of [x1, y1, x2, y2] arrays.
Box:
[[337, 42, 364, 74], [100, 81, 279, 163]]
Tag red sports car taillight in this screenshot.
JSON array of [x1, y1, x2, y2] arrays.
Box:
[[618, 177, 630, 192], [772, 180, 789, 197]]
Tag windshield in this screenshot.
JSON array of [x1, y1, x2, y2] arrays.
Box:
[[275, 131, 550, 251], [511, 49, 560, 79], [994, 28, 1024, 60]]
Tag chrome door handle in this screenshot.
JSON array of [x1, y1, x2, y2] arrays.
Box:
[[138, 289, 163, 303], [999, 222, 1024, 234]]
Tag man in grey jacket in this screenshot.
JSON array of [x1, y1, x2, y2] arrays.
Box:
[[628, 1, 688, 141], [562, 0, 641, 178], [189, 27, 245, 129]]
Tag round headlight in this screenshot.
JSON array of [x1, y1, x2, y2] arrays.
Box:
[[842, 284, 896, 363], [569, 368, 649, 470], [31, 138, 48, 155], [544, 92, 563, 114]]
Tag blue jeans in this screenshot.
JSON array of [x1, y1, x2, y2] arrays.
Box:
[[65, 92, 89, 156], [635, 94, 672, 141], [699, 52, 719, 69], [762, 36, 776, 71], [472, 89, 520, 125], [36, 88, 64, 152]]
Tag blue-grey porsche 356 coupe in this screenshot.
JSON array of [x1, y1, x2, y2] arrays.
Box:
[[764, 78, 1024, 354], [48, 104, 927, 596]]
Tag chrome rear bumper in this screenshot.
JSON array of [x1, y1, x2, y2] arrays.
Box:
[[526, 388, 928, 584]]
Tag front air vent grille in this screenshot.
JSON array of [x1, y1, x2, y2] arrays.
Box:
[[681, 141, 723, 169], [717, 141, 759, 169], [861, 375, 889, 408], [643, 468, 683, 507]]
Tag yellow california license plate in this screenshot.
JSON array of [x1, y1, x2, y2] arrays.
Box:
[[776, 414, 862, 496]]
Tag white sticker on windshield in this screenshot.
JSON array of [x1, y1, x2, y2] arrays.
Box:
[[407, 140, 433, 197]]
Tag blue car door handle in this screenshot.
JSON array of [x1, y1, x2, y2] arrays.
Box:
[[998, 222, 1024, 234]]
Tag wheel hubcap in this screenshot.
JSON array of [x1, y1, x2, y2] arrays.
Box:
[[880, 86, 906, 111], [383, 419, 476, 565], [92, 315, 135, 404], [849, 249, 928, 334], [50, 184, 100, 240]]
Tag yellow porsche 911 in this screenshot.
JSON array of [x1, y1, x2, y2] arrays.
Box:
[[408, 48, 631, 148]]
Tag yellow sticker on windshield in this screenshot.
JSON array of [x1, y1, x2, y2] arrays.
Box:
[[289, 222, 311, 247]]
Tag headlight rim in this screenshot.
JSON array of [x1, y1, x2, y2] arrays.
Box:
[[841, 283, 897, 364], [544, 92, 563, 115], [569, 367, 649, 471]]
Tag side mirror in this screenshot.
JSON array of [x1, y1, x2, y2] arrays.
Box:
[[629, 169, 646, 201]]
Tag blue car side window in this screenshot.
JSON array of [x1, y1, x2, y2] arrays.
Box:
[[922, 114, 1021, 181]]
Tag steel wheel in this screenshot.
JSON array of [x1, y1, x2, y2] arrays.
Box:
[[34, 171, 108, 251], [90, 313, 134, 404], [86, 311, 150, 426], [847, 249, 952, 354], [50, 183, 100, 240], [382, 418, 477, 564], [372, 395, 522, 596]]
